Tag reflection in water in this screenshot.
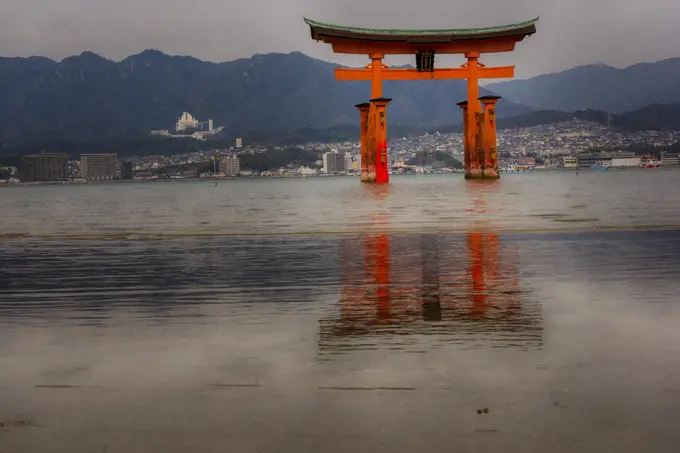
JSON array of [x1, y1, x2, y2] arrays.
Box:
[[320, 178, 541, 355], [0, 237, 342, 324], [464, 179, 502, 219], [319, 232, 542, 354], [420, 234, 442, 321]]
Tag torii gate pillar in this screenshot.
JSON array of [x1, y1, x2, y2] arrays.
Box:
[[456, 101, 471, 175], [458, 95, 502, 179], [480, 95, 501, 179], [355, 103, 373, 182]]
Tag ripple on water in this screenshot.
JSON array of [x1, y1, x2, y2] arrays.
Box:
[[1, 172, 680, 236]]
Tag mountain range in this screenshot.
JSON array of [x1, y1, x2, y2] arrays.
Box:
[[2, 50, 680, 156], [487, 58, 680, 113], [0, 50, 526, 151]]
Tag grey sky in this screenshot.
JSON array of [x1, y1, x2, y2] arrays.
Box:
[[2, 0, 679, 78]]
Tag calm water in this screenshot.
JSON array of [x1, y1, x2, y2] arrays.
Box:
[[1, 171, 680, 452]]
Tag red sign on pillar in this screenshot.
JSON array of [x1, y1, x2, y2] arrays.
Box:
[[370, 97, 391, 184]]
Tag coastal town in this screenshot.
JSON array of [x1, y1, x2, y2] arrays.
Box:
[[2, 118, 679, 184]]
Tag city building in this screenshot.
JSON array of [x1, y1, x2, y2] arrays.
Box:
[[0, 166, 18, 176], [611, 157, 641, 168], [21, 153, 68, 182], [578, 151, 637, 168], [661, 151, 679, 166], [80, 153, 117, 180], [323, 151, 349, 173], [220, 156, 240, 176], [577, 153, 607, 168], [57, 117, 679, 180], [516, 157, 536, 167], [121, 161, 134, 180]]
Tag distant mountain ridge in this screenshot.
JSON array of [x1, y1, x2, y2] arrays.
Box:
[[0, 50, 529, 151], [487, 58, 680, 113], [3, 50, 680, 156], [511, 103, 680, 132]]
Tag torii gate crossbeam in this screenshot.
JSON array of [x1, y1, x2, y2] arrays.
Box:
[[335, 66, 515, 81]]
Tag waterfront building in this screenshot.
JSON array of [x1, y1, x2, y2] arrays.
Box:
[[345, 153, 353, 172], [121, 161, 134, 180], [611, 157, 641, 168], [562, 156, 578, 168], [661, 151, 679, 166], [0, 166, 18, 175], [323, 151, 349, 173], [21, 153, 68, 182], [80, 153, 117, 180], [220, 156, 240, 176], [577, 152, 611, 168]]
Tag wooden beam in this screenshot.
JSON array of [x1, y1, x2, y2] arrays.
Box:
[[330, 39, 519, 55], [335, 66, 515, 81]]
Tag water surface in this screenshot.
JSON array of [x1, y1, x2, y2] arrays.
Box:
[[1, 172, 680, 452]]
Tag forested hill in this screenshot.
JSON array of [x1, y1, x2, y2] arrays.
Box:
[[0, 50, 527, 151]]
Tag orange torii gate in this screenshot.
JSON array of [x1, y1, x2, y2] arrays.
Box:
[[304, 17, 538, 182]]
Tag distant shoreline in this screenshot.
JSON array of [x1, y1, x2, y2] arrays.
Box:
[[3, 166, 678, 187]]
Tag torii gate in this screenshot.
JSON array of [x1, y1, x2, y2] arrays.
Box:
[[304, 17, 538, 182]]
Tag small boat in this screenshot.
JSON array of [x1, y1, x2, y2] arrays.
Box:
[[638, 156, 661, 168], [591, 161, 612, 171]]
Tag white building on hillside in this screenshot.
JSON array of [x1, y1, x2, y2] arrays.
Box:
[[176, 112, 199, 131]]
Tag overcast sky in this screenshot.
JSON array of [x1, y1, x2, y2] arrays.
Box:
[[2, 0, 679, 78]]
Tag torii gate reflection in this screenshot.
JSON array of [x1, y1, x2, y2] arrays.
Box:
[[325, 183, 540, 351], [349, 184, 393, 322], [464, 180, 522, 321]]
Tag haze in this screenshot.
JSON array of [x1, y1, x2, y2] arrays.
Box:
[[2, 0, 679, 78]]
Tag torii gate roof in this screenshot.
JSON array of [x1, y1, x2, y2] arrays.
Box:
[[304, 17, 538, 54], [304, 17, 538, 43]]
